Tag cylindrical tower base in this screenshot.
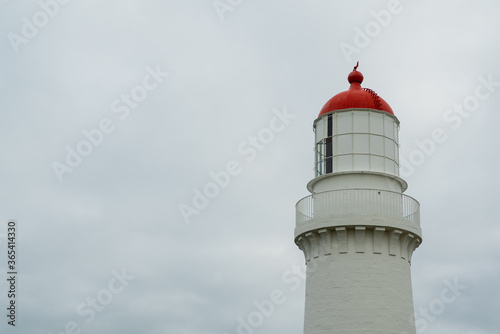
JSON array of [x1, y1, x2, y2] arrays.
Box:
[[296, 226, 420, 334]]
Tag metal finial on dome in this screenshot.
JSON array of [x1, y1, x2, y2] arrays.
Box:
[[319, 63, 394, 116], [348, 62, 363, 84]]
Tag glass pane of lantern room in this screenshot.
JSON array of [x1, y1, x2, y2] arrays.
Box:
[[317, 141, 326, 159], [394, 123, 399, 143], [316, 161, 323, 177], [337, 155, 352, 171], [325, 137, 334, 174], [315, 143, 324, 168], [385, 158, 395, 175], [337, 112, 352, 134], [384, 117, 394, 140], [337, 134, 353, 155], [370, 113, 384, 135], [327, 114, 335, 137], [370, 135, 384, 156], [353, 134, 369, 154], [385, 138, 395, 159], [354, 155, 369, 171], [371, 155, 385, 173], [353, 112, 369, 133], [315, 117, 325, 143]]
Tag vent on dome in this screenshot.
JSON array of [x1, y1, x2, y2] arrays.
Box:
[[363, 88, 383, 111]]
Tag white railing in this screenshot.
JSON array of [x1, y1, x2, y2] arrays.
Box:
[[296, 189, 420, 226]]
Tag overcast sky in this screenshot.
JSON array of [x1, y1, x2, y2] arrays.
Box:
[[0, 0, 499, 333]]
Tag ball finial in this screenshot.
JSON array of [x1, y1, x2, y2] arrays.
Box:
[[348, 61, 363, 84]]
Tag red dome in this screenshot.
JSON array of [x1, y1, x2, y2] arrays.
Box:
[[319, 66, 394, 116]]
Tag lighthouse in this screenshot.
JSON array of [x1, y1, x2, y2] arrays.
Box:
[[295, 64, 422, 334]]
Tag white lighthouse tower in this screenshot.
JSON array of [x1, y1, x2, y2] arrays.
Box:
[[295, 64, 422, 334]]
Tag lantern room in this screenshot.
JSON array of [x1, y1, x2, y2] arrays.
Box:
[[313, 64, 401, 180]]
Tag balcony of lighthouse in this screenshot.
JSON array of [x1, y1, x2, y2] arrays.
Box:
[[294, 188, 421, 239]]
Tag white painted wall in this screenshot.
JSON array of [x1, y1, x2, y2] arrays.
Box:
[[297, 227, 420, 334]]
